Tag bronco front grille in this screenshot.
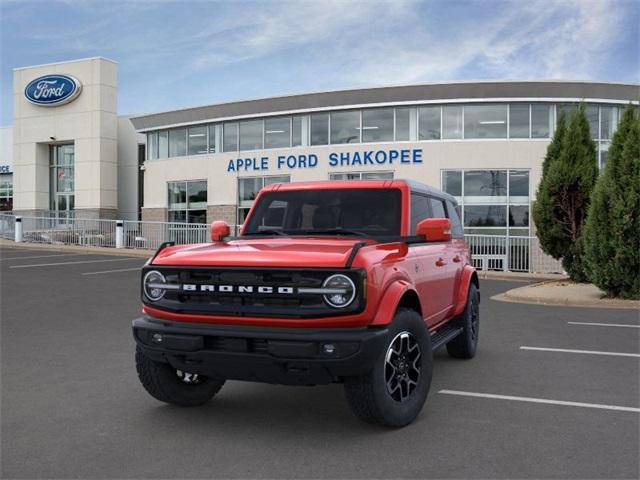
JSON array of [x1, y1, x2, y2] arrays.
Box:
[[141, 266, 365, 319]]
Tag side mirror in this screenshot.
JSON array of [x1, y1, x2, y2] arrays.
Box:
[[210, 221, 231, 242], [416, 218, 452, 242]]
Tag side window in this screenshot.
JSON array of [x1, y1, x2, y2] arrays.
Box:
[[410, 193, 431, 234], [429, 197, 447, 218], [446, 199, 464, 238]]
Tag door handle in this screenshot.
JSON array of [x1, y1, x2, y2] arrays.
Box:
[[453, 255, 461, 263], [435, 258, 446, 267]]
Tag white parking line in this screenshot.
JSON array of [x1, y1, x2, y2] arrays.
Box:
[[520, 346, 640, 358], [10, 258, 141, 269], [439, 390, 640, 413], [568, 321, 640, 329], [1, 253, 87, 261], [82, 267, 143, 275]]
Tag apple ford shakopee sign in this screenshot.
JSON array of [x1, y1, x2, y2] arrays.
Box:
[[24, 74, 82, 106]]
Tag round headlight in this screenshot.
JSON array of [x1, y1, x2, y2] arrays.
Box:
[[143, 270, 166, 302], [322, 274, 356, 308]]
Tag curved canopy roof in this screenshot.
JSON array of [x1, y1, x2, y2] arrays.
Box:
[[131, 81, 639, 131]]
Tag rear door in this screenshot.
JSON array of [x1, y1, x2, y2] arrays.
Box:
[[446, 198, 467, 294], [408, 192, 450, 325], [428, 196, 458, 316]]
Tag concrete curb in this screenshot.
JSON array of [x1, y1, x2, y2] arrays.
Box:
[[492, 280, 640, 310], [0, 238, 154, 258], [478, 271, 567, 282]]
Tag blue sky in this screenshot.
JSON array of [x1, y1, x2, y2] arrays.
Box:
[[1, 0, 638, 126]]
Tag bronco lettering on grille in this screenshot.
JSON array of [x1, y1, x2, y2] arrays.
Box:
[[182, 284, 295, 294]]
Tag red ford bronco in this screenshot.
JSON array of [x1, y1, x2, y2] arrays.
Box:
[[133, 180, 480, 427]]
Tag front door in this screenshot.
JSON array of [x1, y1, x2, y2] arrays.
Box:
[[50, 144, 75, 223], [51, 193, 74, 221]]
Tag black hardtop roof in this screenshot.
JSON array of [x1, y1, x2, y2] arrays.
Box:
[[401, 179, 458, 204], [265, 178, 457, 204]]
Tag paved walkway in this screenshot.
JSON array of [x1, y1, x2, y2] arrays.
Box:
[[494, 280, 640, 309], [0, 238, 153, 257], [1, 239, 572, 282]]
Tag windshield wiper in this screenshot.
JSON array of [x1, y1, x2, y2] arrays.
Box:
[[303, 228, 370, 237], [243, 229, 287, 236]]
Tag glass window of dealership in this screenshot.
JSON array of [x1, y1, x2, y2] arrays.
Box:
[[168, 180, 207, 223], [145, 101, 624, 230], [49, 144, 75, 218], [146, 102, 620, 169], [0, 174, 12, 211]]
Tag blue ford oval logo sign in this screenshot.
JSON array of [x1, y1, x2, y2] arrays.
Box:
[[24, 74, 82, 106]]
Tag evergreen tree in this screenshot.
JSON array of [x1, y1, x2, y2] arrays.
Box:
[[542, 111, 567, 177], [584, 106, 640, 298], [533, 104, 598, 281], [532, 112, 567, 260]]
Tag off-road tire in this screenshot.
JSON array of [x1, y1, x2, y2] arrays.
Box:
[[446, 283, 480, 359], [135, 346, 225, 407], [344, 308, 433, 428]]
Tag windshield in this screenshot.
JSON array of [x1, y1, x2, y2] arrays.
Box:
[[243, 188, 402, 237]]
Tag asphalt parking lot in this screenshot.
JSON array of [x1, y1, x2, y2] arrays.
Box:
[[1, 245, 638, 479]]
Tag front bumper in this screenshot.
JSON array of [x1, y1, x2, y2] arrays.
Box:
[[132, 316, 389, 385]]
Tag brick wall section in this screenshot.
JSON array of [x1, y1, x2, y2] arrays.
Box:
[[12, 210, 53, 218], [12, 209, 117, 219], [75, 209, 118, 220], [141, 208, 167, 223], [142, 205, 238, 229], [207, 205, 237, 227]]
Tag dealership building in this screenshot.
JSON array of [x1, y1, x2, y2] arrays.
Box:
[[5, 57, 638, 240]]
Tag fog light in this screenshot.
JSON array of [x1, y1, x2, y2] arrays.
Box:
[[323, 343, 336, 355], [152, 333, 163, 344]]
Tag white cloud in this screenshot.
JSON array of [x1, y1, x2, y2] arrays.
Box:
[[3, 0, 635, 87], [2, 0, 635, 123], [475, 0, 629, 80], [343, 0, 632, 85], [188, 0, 411, 71], [180, 0, 634, 85]]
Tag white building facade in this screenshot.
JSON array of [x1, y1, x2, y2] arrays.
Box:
[[130, 81, 638, 239], [4, 57, 638, 240], [8, 57, 142, 220]]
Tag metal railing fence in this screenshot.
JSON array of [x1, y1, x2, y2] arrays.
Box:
[[20, 216, 118, 247], [2, 213, 563, 274], [465, 234, 564, 274], [0, 213, 15, 240], [122, 220, 210, 250]]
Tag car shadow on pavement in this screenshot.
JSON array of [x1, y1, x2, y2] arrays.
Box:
[[126, 350, 466, 439], [130, 380, 432, 437]]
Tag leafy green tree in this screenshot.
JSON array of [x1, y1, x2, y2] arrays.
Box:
[[584, 106, 640, 298], [533, 105, 598, 281]]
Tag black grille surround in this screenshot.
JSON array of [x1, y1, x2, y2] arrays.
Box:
[[141, 266, 366, 319]]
